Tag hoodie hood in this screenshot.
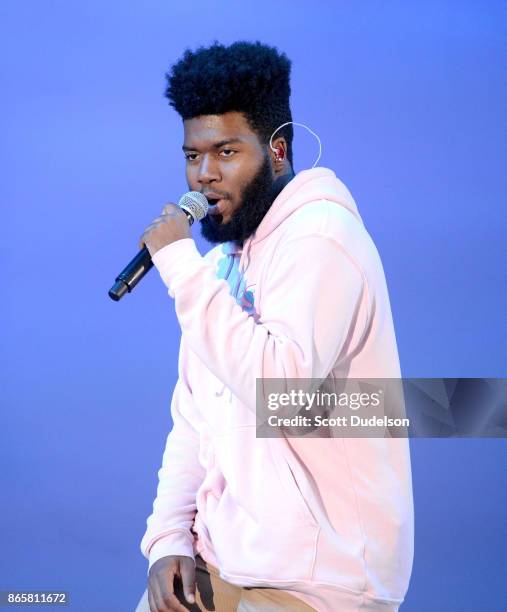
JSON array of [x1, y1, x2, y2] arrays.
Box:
[[221, 166, 363, 257]]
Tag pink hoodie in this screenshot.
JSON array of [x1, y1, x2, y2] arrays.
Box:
[[140, 167, 414, 611]]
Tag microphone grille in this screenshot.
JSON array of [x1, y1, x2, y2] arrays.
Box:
[[178, 191, 209, 222]]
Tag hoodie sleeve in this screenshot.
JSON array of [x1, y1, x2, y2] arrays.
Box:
[[151, 231, 366, 414], [139, 339, 205, 574]]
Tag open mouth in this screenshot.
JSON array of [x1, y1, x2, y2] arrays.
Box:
[[206, 197, 226, 216]]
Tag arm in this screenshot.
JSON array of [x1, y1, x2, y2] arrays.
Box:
[[151, 230, 367, 413], [140, 339, 205, 573]]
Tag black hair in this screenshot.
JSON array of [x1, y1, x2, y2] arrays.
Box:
[[165, 40, 294, 166]]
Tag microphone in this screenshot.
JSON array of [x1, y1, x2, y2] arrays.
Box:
[[108, 191, 208, 301]]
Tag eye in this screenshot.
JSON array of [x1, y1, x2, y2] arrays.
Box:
[[220, 149, 236, 157], [185, 153, 199, 162]]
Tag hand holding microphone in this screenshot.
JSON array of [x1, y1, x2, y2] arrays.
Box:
[[139, 202, 192, 255], [108, 191, 208, 301]]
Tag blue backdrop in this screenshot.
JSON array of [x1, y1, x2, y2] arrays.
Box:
[[1, 1, 505, 610]]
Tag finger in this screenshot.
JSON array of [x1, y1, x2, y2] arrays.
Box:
[[152, 575, 176, 612], [160, 570, 190, 612], [147, 586, 157, 612], [139, 221, 159, 249], [145, 217, 164, 232], [149, 580, 166, 612], [162, 203, 179, 215], [180, 559, 196, 605]]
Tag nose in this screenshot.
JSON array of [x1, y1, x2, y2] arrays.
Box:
[[197, 153, 221, 186]]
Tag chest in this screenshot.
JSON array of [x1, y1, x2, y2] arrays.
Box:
[[215, 251, 263, 319]]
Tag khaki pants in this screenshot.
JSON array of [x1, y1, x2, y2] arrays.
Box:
[[134, 554, 315, 611]]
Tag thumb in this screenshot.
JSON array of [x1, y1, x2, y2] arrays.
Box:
[[180, 559, 196, 604]]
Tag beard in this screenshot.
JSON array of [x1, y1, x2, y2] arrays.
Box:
[[199, 153, 276, 247]]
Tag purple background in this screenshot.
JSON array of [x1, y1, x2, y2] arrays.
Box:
[[1, 1, 506, 610]]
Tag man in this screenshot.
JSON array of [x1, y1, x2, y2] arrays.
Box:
[[136, 41, 414, 612]]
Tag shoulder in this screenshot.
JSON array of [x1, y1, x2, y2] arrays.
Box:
[[273, 200, 383, 291], [281, 199, 369, 246]]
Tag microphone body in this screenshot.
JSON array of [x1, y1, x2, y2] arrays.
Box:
[[108, 192, 208, 301]]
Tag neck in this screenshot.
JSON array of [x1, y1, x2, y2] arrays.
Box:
[[272, 168, 295, 200], [233, 169, 295, 250]]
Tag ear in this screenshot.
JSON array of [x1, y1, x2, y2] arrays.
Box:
[[270, 136, 288, 171]]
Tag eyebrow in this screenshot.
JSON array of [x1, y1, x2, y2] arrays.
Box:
[[182, 138, 244, 152]]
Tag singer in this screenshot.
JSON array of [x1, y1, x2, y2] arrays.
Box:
[[135, 41, 414, 612]]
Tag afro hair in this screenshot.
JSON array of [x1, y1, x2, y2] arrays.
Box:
[[165, 40, 294, 166]]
